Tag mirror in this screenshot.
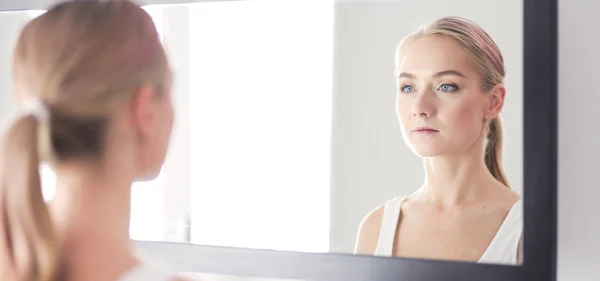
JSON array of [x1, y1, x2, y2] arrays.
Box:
[[0, 0, 525, 269]]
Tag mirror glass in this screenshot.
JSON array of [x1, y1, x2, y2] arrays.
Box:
[[0, 0, 523, 266]]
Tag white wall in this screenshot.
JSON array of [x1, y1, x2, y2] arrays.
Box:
[[329, 0, 523, 253], [557, 0, 600, 280]]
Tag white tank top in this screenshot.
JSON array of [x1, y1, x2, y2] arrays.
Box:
[[117, 265, 181, 281], [374, 196, 523, 265]]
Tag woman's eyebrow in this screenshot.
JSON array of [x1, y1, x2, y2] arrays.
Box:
[[397, 70, 467, 79]]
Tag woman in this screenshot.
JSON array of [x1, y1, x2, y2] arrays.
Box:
[[354, 16, 522, 265], [0, 1, 191, 280]]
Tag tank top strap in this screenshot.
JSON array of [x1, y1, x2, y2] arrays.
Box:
[[477, 199, 524, 264], [374, 196, 407, 256]]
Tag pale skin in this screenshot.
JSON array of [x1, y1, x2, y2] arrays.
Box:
[[354, 35, 521, 263], [46, 82, 190, 281]]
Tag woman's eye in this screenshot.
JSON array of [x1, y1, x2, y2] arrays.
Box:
[[401, 85, 414, 93], [438, 83, 458, 92]]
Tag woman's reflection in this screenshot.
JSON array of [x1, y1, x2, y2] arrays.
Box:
[[354, 16, 522, 265]]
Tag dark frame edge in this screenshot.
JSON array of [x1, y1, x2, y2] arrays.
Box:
[[522, 0, 558, 280], [134, 241, 525, 281]]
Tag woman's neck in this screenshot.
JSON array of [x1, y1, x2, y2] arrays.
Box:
[[49, 163, 139, 274], [418, 149, 499, 208]]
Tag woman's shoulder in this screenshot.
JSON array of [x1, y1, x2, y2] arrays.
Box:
[[354, 195, 408, 255], [486, 184, 522, 212], [360, 195, 407, 227]]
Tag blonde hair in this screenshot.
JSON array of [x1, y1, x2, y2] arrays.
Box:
[[0, 1, 169, 280], [395, 16, 509, 187]]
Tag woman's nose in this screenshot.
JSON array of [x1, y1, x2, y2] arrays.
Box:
[[411, 91, 436, 118]]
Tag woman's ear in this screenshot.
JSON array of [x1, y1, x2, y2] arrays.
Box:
[[485, 84, 506, 120], [129, 84, 157, 143]]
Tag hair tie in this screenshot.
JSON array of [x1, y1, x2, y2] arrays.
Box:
[[23, 98, 51, 123], [21, 98, 54, 162]]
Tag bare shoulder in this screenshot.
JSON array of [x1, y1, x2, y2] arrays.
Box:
[[353, 202, 387, 255], [492, 184, 522, 210], [478, 184, 523, 225]]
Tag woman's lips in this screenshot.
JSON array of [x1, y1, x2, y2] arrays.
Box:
[[412, 126, 439, 134]]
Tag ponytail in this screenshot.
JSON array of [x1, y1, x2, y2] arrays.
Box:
[[484, 116, 509, 187], [0, 115, 59, 281]]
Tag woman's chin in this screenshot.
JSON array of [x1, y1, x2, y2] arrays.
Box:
[[409, 145, 446, 158]]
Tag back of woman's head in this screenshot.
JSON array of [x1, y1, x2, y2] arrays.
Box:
[[395, 16, 509, 187], [0, 1, 170, 280]]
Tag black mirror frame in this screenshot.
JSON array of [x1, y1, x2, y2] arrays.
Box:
[[0, 0, 557, 280]]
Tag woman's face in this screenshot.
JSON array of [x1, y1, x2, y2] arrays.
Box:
[[395, 35, 503, 158]]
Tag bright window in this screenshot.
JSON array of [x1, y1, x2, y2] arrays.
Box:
[[188, 0, 334, 253]]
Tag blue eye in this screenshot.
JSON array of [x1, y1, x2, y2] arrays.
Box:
[[438, 83, 458, 92], [401, 85, 414, 93]]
